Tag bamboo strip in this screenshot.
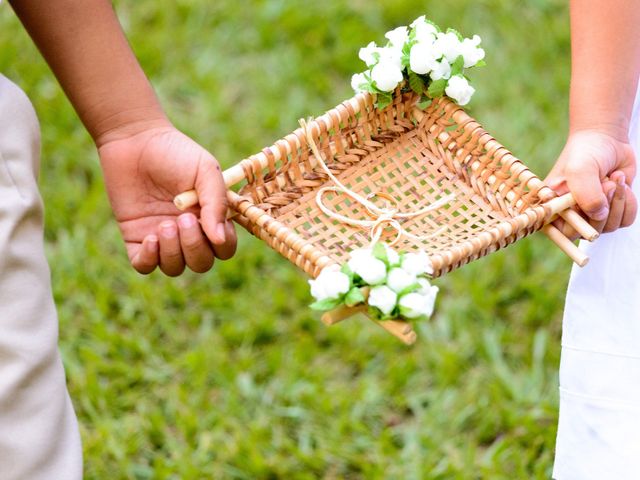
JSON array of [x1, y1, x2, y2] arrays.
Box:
[[376, 319, 417, 345], [322, 305, 366, 325], [542, 224, 589, 266], [559, 209, 599, 241]]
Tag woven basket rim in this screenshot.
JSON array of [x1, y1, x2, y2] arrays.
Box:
[[228, 91, 557, 278]]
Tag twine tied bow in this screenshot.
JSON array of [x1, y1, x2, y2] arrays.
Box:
[[299, 119, 455, 246]]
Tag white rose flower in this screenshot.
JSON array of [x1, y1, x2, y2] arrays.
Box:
[[430, 59, 451, 80], [460, 34, 485, 68], [401, 251, 434, 276], [371, 59, 404, 92], [368, 285, 398, 315], [411, 16, 438, 44], [382, 244, 400, 266], [377, 45, 403, 69], [348, 249, 387, 285], [416, 277, 431, 294], [422, 285, 439, 317], [308, 266, 351, 302], [410, 15, 426, 29], [445, 75, 475, 105], [434, 31, 463, 63], [351, 72, 368, 93], [409, 41, 440, 75], [399, 282, 439, 318], [416, 279, 439, 316], [359, 41, 380, 67], [387, 268, 417, 293], [398, 293, 429, 318], [385, 26, 409, 48]]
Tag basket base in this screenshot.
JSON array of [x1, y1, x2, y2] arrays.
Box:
[[322, 306, 417, 345]]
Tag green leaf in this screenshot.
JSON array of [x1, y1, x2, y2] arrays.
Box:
[[397, 283, 421, 297], [372, 242, 388, 264], [367, 305, 383, 320], [427, 78, 447, 98], [408, 71, 425, 95], [417, 95, 432, 110], [344, 287, 366, 307], [401, 52, 411, 69], [474, 59, 487, 68], [340, 263, 354, 279], [375, 92, 393, 110], [309, 298, 342, 311], [450, 55, 465, 77]]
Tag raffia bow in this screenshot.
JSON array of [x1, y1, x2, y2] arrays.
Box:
[[299, 118, 455, 246]]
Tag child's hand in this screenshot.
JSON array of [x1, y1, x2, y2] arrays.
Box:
[[97, 125, 237, 276], [544, 129, 637, 238]]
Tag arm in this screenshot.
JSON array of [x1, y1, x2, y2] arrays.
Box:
[[9, 0, 236, 275], [546, 0, 640, 234]]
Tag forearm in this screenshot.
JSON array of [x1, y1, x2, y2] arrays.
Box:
[[569, 0, 640, 140], [9, 0, 169, 146]]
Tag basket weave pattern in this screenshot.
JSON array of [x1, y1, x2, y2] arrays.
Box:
[[229, 91, 556, 278]]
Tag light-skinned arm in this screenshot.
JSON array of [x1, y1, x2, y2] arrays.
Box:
[[9, 0, 237, 275], [546, 0, 640, 235]]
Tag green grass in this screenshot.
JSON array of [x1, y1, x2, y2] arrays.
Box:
[[1, 1, 572, 478]]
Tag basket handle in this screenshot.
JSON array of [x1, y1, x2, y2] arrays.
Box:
[[540, 192, 599, 266], [174, 189, 598, 268], [173, 162, 245, 210]]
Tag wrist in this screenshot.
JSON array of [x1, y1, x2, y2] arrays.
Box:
[[569, 108, 631, 143], [569, 82, 635, 143], [92, 105, 172, 148]]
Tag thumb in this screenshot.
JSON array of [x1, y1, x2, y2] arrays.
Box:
[[194, 154, 229, 246], [566, 163, 609, 221]]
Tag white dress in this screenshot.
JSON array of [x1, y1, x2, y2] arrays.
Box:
[[553, 87, 640, 479]]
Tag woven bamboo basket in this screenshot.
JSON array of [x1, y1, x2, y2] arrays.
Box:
[[175, 90, 597, 343]]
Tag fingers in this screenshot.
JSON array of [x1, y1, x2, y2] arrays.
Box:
[[159, 221, 185, 276], [212, 219, 238, 260], [621, 185, 638, 228], [177, 213, 215, 273], [195, 157, 228, 242], [590, 180, 616, 234], [565, 162, 610, 222], [603, 173, 626, 233], [159, 214, 228, 275], [130, 235, 159, 274]]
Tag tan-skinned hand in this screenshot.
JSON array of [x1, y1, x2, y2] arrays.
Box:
[[545, 129, 638, 239], [98, 125, 237, 276]]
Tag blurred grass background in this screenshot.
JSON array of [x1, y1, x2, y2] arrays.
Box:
[[0, 0, 572, 478]]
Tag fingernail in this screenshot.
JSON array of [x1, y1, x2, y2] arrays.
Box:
[[593, 207, 609, 221], [178, 214, 196, 229], [215, 223, 226, 243]]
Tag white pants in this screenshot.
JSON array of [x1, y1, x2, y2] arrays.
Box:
[[0, 75, 82, 479], [553, 91, 640, 478]]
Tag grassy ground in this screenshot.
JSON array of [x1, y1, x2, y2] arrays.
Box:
[[1, 1, 572, 478]]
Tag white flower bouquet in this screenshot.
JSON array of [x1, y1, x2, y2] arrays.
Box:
[[309, 243, 439, 322], [351, 15, 485, 109]]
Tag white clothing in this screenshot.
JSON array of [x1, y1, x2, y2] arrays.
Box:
[[553, 87, 640, 478]]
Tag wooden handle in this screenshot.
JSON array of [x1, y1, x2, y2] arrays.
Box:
[[321, 305, 366, 325], [542, 224, 589, 267], [559, 208, 599, 241], [377, 319, 417, 345]]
